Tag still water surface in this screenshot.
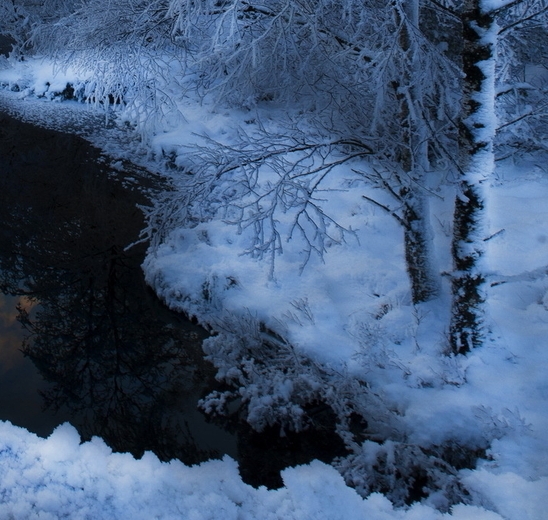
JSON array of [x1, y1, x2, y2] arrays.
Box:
[[0, 111, 236, 462]]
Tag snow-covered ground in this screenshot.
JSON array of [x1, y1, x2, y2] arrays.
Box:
[[0, 56, 546, 519]]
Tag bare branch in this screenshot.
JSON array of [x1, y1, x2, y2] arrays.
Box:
[[361, 196, 408, 229], [424, 0, 460, 20], [497, 110, 534, 131], [488, 0, 528, 16], [490, 264, 548, 286], [499, 5, 548, 34]]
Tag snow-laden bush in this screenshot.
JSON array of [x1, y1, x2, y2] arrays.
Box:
[[334, 440, 480, 511], [198, 311, 399, 441]]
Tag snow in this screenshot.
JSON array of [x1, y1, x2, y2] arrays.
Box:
[[0, 55, 547, 519], [0, 57, 89, 100], [481, 0, 516, 13], [0, 421, 507, 519]]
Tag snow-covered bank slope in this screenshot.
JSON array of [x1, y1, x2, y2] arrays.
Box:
[[0, 57, 546, 519], [142, 135, 548, 518]]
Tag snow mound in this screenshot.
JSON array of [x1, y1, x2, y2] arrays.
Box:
[[0, 421, 506, 520]]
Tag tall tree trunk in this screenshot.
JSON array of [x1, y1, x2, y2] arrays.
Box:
[[450, 1, 496, 353], [397, 0, 438, 304]]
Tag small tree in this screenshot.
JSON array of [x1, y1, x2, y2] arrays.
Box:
[[151, 0, 459, 303]]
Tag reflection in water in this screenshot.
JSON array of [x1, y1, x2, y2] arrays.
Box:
[[0, 294, 34, 371], [0, 112, 237, 464], [0, 292, 51, 435]]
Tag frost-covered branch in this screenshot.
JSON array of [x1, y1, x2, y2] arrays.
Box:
[[499, 4, 548, 34], [145, 130, 374, 275]]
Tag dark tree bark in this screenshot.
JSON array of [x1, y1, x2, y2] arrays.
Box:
[[449, 1, 496, 354], [403, 190, 438, 304]]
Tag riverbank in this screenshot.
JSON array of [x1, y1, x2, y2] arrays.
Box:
[[0, 56, 545, 519], [1, 104, 356, 490]]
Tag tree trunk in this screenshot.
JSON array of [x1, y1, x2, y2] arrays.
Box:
[[449, 1, 496, 354], [403, 191, 437, 303], [397, 0, 438, 304]]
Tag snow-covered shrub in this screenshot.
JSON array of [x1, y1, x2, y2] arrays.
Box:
[[197, 311, 401, 441], [334, 440, 481, 511], [197, 308, 497, 511], [199, 311, 348, 433]]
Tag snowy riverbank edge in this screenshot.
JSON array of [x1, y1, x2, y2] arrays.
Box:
[[0, 421, 505, 520], [0, 57, 546, 519]]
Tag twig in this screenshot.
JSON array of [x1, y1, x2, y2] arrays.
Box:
[[362, 195, 408, 229]]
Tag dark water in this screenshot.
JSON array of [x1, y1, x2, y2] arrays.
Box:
[[0, 111, 346, 487], [0, 112, 236, 462]]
